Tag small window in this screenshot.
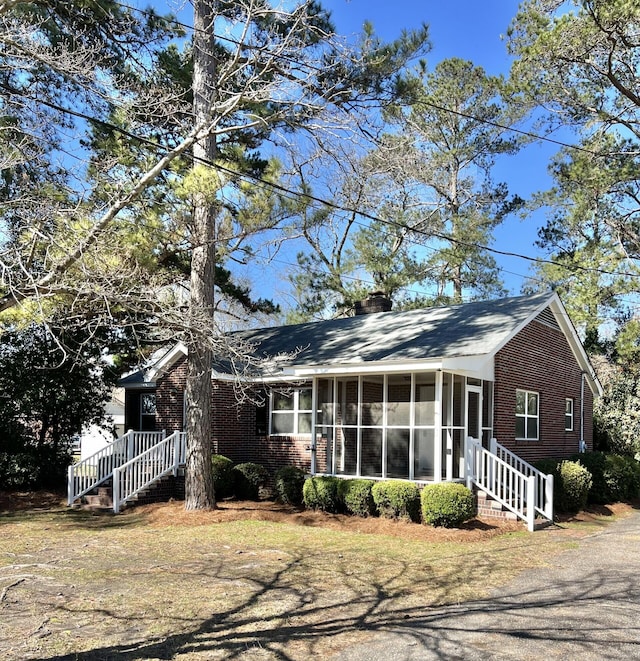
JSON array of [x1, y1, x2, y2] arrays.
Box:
[[565, 398, 574, 431], [140, 393, 157, 431], [516, 389, 539, 440], [270, 388, 313, 435]]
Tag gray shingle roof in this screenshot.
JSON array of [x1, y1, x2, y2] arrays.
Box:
[[223, 293, 552, 373]]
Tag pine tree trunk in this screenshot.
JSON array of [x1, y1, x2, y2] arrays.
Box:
[[185, 0, 217, 510]]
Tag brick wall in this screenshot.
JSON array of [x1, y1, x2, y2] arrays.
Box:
[[155, 356, 188, 432], [155, 364, 312, 477], [494, 319, 594, 462]]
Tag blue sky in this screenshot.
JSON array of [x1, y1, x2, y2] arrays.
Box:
[[155, 0, 561, 307], [321, 0, 557, 297]]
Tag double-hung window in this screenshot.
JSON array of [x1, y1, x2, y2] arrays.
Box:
[[270, 388, 312, 435], [516, 389, 539, 440], [565, 398, 574, 431]]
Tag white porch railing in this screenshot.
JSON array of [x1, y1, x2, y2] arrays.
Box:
[[112, 431, 186, 513], [67, 430, 166, 506], [465, 437, 554, 532]]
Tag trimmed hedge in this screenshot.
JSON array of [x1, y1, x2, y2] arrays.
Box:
[[303, 476, 341, 512], [274, 466, 306, 506], [232, 462, 269, 500], [558, 460, 592, 513], [569, 451, 608, 504], [338, 479, 376, 517], [371, 480, 421, 522], [211, 454, 235, 499], [421, 483, 475, 528]]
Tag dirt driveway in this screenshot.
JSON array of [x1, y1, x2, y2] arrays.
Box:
[[335, 507, 640, 660]]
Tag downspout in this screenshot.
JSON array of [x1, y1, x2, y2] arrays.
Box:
[[580, 372, 586, 453]]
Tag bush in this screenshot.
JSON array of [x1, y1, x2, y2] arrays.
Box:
[[211, 454, 235, 499], [274, 466, 306, 506], [558, 460, 592, 513], [371, 480, 421, 522], [0, 452, 40, 489], [603, 454, 640, 501], [338, 479, 376, 517], [303, 476, 340, 512], [421, 483, 476, 528], [232, 462, 269, 500], [570, 451, 609, 504]]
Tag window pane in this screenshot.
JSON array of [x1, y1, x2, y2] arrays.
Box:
[[317, 379, 333, 426], [415, 373, 436, 426], [336, 428, 357, 475], [442, 373, 452, 425], [414, 429, 435, 480], [453, 375, 465, 426], [515, 390, 526, 414], [272, 412, 294, 434], [298, 413, 312, 434], [386, 429, 409, 478], [298, 389, 312, 411], [452, 429, 464, 479], [273, 391, 294, 411], [387, 375, 411, 427], [361, 376, 383, 427], [338, 379, 359, 426], [527, 392, 538, 415], [516, 416, 525, 438], [527, 417, 538, 439], [361, 428, 382, 477], [141, 393, 157, 415], [565, 399, 573, 414]]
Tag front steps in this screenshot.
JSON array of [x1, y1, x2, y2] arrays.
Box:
[[71, 469, 185, 513], [476, 489, 553, 530]]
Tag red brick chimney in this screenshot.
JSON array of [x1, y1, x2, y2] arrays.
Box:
[[354, 291, 393, 315]]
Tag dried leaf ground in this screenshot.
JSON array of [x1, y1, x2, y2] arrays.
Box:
[[0, 492, 634, 660]]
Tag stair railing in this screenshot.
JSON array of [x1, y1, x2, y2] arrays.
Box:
[[465, 437, 553, 531], [67, 430, 166, 506], [112, 431, 186, 513], [489, 438, 554, 521]]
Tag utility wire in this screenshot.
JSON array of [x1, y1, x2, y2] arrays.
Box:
[[3, 77, 639, 283], [116, 0, 639, 159]]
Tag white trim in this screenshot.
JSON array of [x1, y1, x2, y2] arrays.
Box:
[[147, 342, 188, 382]]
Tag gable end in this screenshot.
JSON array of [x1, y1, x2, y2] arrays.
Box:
[[535, 306, 560, 331]]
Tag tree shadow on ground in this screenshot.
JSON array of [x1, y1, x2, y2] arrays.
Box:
[[31, 541, 640, 661]]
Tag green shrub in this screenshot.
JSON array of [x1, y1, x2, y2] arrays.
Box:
[[232, 462, 269, 500], [211, 454, 235, 499], [338, 479, 376, 517], [0, 452, 39, 489], [274, 466, 306, 506], [603, 454, 640, 501], [371, 480, 421, 522], [558, 460, 592, 513], [421, 483, 476, 528], [570, 452, 609, 504], [303, 476, 340, 512]]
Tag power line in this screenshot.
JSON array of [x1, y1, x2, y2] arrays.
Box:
[[115, 0, 640, 160], [2, 75, 640, 284]]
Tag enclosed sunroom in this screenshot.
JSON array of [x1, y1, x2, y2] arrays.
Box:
[[271, 371, 494, 484]]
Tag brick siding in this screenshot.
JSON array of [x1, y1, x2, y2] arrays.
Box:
[[494, 319, 593, 462]]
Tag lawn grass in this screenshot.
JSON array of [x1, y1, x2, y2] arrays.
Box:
[[0, 498, 625, 661]]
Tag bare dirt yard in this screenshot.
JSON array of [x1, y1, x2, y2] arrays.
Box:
[[0, 492, 633, 661]]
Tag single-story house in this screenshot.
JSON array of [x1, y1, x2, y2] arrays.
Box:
[[123, 291, 601, 484]]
